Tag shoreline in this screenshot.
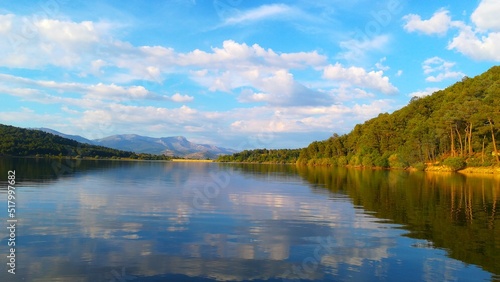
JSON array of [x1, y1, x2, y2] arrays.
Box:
[[218, 160, 500, 174], [457, 167, 500, 175], [3, 156, 499, 173], [425, 165, 500, 174]]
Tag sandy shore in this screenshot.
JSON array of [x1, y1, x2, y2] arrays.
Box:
[[457, 167, 500, 174], [425, 165, 500, 174]]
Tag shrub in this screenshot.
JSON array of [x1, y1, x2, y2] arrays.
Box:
[[362, 155, 374, 167], [337, 156, 348, 166], [349, 155, 361, 166], [374, 155, 389, 168], [466, 157, 482, 167], [443, 157, 466, 171], [388, 154, 407, 169], [411, 162, 425, 171]]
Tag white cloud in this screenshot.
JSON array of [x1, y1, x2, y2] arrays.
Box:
[[178, 40, 326, 70], [0, 12, 328, 99], [0, 73, 165, 102], [471, 0, 500, 31], [0, 16, 110, 68], [403, 4, 500, 61], [0, 11, 402, 148], [0, 14, 13, 34], [408, 87, 441, 98], [238, 89, 268, 103], [330, 87, 375, 102], [171, 93, 194, 103], [375, 57, 390, 71], [228, 99, 395, 135], [422, 57, 464, 82], [447, 23, 500, 61], [223, 4, 294, 26], [90, 59, 108, 76], [87, 83, 150, 100], [238, 69, 333, 107], [35, 19, 100, 44], [403, 9, 451, 35], [323, 63, 398, 94]]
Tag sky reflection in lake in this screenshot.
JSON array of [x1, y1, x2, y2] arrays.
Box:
[[0, 159, 495, 281]]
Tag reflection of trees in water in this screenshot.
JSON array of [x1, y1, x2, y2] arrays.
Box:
[[297, 166, 500, 275], [221, 163, 299, 181], [1, 161, 496, 281], [1, 161, 401, 281], [0, 157, 144, 184]]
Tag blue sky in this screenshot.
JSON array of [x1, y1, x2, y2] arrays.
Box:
[[0, 0, 498, 149]]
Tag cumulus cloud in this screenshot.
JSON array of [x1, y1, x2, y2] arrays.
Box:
[[403, 2, 500, 61], [35, 19, 100, 44], [470, 0, 500, 31], [0, 12, 328, 101], [403, 9, 451, 35], [447, 23, 500, 61], [0, 16, 113, 69], [238, 69, 333, 107], [323, 63, 398, 94], [171, 93, 194, 103], [228, 98, 396, 136], [422, 57, 465, 82], [0, 12, 401, 147], [178, 40, 326, 70]]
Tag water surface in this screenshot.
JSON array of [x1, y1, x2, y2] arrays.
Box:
[[0, 158, 498, 281]]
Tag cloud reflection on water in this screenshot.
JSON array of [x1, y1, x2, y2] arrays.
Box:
[[0, 160, 494, 281]]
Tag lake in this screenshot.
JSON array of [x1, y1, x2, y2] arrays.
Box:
[[0, 158, 499, 281]]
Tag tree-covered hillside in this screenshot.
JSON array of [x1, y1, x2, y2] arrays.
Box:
[[217, 66, 500, 169], [0, 124, 170, 160], [298, 66, 500, 169], [217, 148, 301, 163]]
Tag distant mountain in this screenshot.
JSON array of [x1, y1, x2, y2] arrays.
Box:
[[94, 134, 237, 159], [35, 129, 237, 159], [36, 128, 95, 144]]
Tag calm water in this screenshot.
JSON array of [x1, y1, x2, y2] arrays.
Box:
[[0, 158, 499, 282]]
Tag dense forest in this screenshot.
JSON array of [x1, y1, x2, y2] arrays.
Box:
[[0, 124, 171, 160], [217, 148, 301, 163], [219, 66, 500, 170]]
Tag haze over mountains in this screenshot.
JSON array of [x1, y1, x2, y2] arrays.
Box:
[[37, 128, 237, 159]]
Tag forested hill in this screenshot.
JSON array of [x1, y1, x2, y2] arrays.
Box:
[[298, 66, 500, 170], [217, 66, 500, 169], [217, 148, 301, 163], [0, 124, 169, 160]]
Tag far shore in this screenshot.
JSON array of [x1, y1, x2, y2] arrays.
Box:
[[171, 159, 214, 163]]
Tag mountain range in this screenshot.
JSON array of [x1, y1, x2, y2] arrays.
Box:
[[37, 128, 237, 159]]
